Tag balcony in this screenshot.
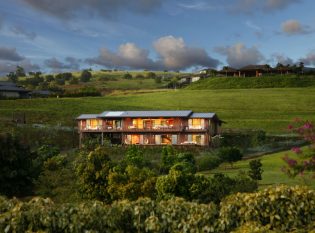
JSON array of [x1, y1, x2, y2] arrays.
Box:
[[184, 126, 208, 132], [79, 125, 184, 132]]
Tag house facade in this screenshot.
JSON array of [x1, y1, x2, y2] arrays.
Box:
[[76, 111, 222, 147]]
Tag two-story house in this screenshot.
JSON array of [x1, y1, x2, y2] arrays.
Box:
[[76, 110, 223, 147]]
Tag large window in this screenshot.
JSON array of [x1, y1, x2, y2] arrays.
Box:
[[155, 134, 177, 145], [188, 119, 205, 129], [187, 134, 205, 145], [86, 119, 101, 129]]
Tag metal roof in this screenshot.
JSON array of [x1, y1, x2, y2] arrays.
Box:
[[0, 81, 16, 87], [0, 86, 29, 92], [99, 110, 193, 118], [190, 113, 216, 118], [76, 114, 100, 120]]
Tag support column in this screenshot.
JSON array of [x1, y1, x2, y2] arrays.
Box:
[[101, 132, 104, 146]]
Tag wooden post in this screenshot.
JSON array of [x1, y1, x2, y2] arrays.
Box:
[[101, 132, 104, 146]]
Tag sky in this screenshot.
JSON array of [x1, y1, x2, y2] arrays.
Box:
[[0, 0, 315, 75]]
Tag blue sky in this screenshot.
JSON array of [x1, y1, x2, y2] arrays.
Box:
[[0, 0, 315, 74]]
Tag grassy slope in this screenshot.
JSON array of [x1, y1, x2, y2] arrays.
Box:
[[200, 147, 315, 189], [65, 70, 182, 90], [187, 75, 315, 90], [1, 88, 315, 133]]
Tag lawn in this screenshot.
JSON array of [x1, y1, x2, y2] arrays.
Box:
[[1, 88, 315, 133], [200, 147, 315, 189]]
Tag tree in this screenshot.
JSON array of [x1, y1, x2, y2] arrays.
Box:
[[218, 147, 243, 167], [0, 134, 36, 197], [146, 72, 156, 79], [123, 73, 132, 79], [16, 65, 26, 77], [76, 147, 112, 202], [6, 72, 18, 83], [155, 76, 162, 83], [45, 75, 54, 82], [107, 165, 157, 201], [80, 70, 92, 82], [248, 159, 263, 180], [283, 119, 315, 178]]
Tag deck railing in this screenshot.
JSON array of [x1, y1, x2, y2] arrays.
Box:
[[79, 125, 209, 132]]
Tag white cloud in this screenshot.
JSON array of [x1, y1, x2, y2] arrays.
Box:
[[214, 43, 264, 68], [87, 36, 219, 70], [281, 19, 313, 35]]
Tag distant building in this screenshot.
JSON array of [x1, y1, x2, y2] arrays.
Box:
[[0, 81, 30, 99], [239, 65, 272, 77]]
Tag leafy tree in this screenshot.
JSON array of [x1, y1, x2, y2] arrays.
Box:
[[156, 165, 194, 200], [146, 72, 156, 79], [80, 69, 92, 82], [283, 119, 315, 178], [0, 134, 36, 197], [76, 147, 112, 202], [125, 145, 147, 168], [135, 74, 145, 79], [218, 147, 243, 167], [45, 75, 54, 82], [107, 165, 157, 201], [6, 72, 18, 83], [123, 73, 132, 79], [155, 76, 162, 83], [16, 65, 26, 77], [248, 159, 263, 180]]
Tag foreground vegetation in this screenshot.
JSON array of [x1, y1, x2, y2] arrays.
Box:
[[1, 185, 314, 233]]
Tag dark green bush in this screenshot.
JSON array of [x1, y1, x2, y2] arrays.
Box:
[[196, 153, 222, 171]]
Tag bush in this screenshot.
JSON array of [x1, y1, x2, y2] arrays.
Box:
[[248, 159, 263, 180], [1, 185, 313, 232], [80, 70, 92, 82], [196, 153, 222, 171], [219, 185, 315, 232], [218, 147, 243, 167], [0, 134, 36, 197]]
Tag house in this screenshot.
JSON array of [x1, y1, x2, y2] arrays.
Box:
[[0, 81, 30, 98], [239, 65, 272, 77], [76, 110, 223, 147], [218, 67, 239, 77]]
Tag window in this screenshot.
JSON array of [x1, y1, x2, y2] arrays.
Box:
[[87, 119, 101, 129], [161, 135, 172, 144], [171, 135, 177, 144], [188, 119, 205, 129]]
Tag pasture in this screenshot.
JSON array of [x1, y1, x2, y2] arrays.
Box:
[[1, 87, 315, 133]]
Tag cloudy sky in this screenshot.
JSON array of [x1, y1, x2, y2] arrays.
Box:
[[0, 0, 315, 74]]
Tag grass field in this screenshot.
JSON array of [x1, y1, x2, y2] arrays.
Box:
[[200, 147, 315, 189], [1, 88, 315, 133], [187, 75, 315, 90]]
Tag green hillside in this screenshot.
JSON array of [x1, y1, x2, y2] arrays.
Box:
[[1, 88, 315, 133], [200, 147, 315, 189], [187, 75, 315, 90]]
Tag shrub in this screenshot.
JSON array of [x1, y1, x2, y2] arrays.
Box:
[[80, 70, 92, 82], [76, 147, 112, 202], [218, 147, 243, 167], [219, 185, 315, 232], [248, 159, 263, 180], [0, 134, 36, 197], [196, 153, 222, 171]]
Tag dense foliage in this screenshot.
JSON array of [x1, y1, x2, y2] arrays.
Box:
[[283, 119, 315, 178], [218, 147, 243, 167], [248, 159, 263, 180], [0, 185, 313, 233], [0, 134, 36, 197]]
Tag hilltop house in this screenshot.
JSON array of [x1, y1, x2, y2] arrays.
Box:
[[0, 81, 30, 99], [76, 110, 223, 147]]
